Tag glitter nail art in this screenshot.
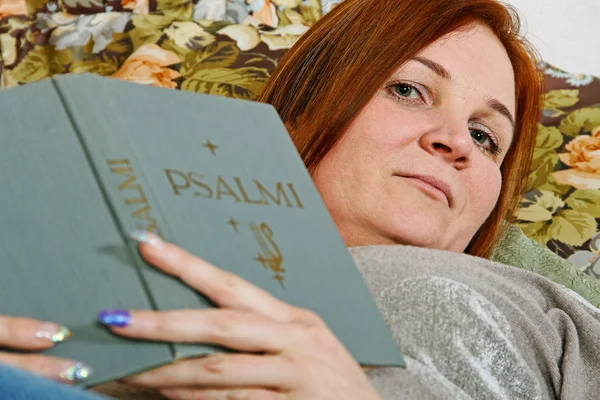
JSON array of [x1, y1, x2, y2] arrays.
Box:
[[50, 326, 72, 343], [128, 230, 163, 248], [98, 309, 131, 327], [60, 362, 92, 382], [35, 325, 72, 343]]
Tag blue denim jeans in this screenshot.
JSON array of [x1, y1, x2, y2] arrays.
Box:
[[0, 364, 109, 400]]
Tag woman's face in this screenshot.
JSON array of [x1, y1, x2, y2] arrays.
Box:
[[312, 23, 516, 252]]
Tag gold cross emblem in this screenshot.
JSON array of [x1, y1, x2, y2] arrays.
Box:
[[202, 140, 218, 156], [227, 217, 239, 232]]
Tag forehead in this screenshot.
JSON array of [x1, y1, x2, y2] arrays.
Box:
[[415, 23, 516, 115]]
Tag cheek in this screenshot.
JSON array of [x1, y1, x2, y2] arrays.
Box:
[[467, 163, 503, 219], [310, 128, 379, 210], [325, 104, 411, 179], [346, 105, 427, 180]]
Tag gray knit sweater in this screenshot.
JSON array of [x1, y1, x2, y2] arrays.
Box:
[[352, 245, 600, 400]]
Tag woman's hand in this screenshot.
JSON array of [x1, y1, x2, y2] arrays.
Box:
[[98, 231, 381, 400], [0, 317, 91, 383]]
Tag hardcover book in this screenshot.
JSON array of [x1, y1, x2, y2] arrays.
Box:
[[0, 74, 404, 387]]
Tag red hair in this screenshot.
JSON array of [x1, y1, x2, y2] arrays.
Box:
[[259, 0, 543, 258]]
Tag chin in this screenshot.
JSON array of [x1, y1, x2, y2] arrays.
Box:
[[390, 231, 444, 250], [380, 218, 448, 250]]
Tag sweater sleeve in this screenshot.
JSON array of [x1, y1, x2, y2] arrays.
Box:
[[365, 276, 543, 400], [351, 245, 600, 400]]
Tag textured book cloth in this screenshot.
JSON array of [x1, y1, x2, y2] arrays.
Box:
[[0, 74, 403, 387]]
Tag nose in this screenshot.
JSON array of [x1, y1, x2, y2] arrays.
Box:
[[419, 120, 474, 169]]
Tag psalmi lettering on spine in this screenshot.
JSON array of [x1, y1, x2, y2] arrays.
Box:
[[107, 159, 162, 235]]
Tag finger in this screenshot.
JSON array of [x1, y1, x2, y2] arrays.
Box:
[[0, 316, 71, 350], [160, 387, 285, 400], [98, 309, 296, 353], [0, 352, 93, 384], [129, 231, 303, 322], [122, 353, 297, 390]]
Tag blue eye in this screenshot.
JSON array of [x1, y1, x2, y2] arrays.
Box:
[[470, 128, 501, 156], [385, 80, 431, 104], [470, 129, 488, 145], [392, 83, 421, 99]]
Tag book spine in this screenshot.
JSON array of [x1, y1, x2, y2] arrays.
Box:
[[50, 80, 205, 322]]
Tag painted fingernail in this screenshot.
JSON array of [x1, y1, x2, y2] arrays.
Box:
[[35, 324, 72, 344], [98, 309, 131, 327], [128, 230, 163, 249], [59, 362, 93, 382]]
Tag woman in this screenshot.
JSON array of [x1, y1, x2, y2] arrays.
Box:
[[2, 0, 600, 398]]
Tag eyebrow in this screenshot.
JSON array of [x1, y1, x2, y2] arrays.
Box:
[[412, 56, 515, 131], [413, 56, 452, 80], [486, 98, 515, 132]]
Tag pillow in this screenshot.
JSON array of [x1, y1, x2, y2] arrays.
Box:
[[320, 0, 341, 14], [0, 12, 307, 97], [7, 0, 321, 27], [514, 62, 600, 278], [492, 224, 600, 307]]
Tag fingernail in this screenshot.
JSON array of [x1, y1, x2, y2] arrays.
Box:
[[59, 362, 93, 383], [98, 309, 131, 327], [35, 324, 72, 344], [128, 230, 163, 249]]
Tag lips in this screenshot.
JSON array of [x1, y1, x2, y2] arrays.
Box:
[[399, 174, 453, 207]]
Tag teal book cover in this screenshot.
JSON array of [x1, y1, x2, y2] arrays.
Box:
[[0, 74, 404, 387]]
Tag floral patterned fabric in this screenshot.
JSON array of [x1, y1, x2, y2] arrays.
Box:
[[0, 0, 320, 96], [515, 63, 600, 278], [0, 0, 321, 26], [0, 6, 311, 97], [319, 0, 340, 14]]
